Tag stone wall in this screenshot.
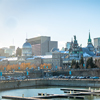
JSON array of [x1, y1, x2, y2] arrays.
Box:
[[51, 69, 100, 76], [0, 79, 100, 90]]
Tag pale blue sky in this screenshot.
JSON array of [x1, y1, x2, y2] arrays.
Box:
[[0, 0, 100, 49]]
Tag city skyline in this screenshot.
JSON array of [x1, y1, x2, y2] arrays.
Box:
[[0, 0, 100, 49]]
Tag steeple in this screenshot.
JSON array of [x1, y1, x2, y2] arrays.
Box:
[[88, 31, 92, 43]]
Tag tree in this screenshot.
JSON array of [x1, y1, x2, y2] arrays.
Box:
[[90, 57, 94, 68], [94, 59, 100, 68], [76, 62, 79, 69], [86, 57, 97, 69], [80, 56, 84, 67], [71, 59, 76, 69]]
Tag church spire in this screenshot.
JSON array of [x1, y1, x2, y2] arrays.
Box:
[[88, 30, 91, 43]]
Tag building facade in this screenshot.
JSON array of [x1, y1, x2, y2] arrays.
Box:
[[27, 36, 58, 55], [0, 48, 9, 57], [94, 37, 100, 52], [94, 37, 100, 48], [63, 35, 83, 68]]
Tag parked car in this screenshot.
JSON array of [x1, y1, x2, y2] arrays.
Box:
[[71, 76, 76, 79], [6, 76, 11, 80], [92, 76, 99, 79], [79, 76, 84, 79], [65, 76, 69, 79], [90, 77, 94, 79], [58, 75, 63, 78], [86, 76, 90, 79], [53, 76, 58, 79], [65, 76, 71, 79], [0, 76, 5, 80], [21, 76, 26, 79]]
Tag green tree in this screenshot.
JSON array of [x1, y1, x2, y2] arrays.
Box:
[[71, 59, 76, 68], [86, 58, 90, 68], [95, 59, 97, 64], [90, 57, 94, 68], [76, 62, 79, 69], [86, 57, 97, 69], [80, 56, 84, 67]]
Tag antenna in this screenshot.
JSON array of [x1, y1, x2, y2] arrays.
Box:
[[26, 32, 28, 39], [71, 38, 73, 42], [26, 33, 28, 42]]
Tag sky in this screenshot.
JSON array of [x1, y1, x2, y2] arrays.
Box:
[[0, 0, 100, 50]]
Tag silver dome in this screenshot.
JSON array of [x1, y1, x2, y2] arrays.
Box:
[[23, 42, 32, 48], [22, 41, 32, 57]]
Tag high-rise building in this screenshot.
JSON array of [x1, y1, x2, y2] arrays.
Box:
[[66, 42, 71, 50], [94, 37, 100, 49], [0, 48, 9, 57], [27, 36, 58, 55]]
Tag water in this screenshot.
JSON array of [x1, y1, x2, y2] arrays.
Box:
[[0, 86, 100, 100]]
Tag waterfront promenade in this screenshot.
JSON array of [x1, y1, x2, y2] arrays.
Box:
[[0, 78, 100, 90]]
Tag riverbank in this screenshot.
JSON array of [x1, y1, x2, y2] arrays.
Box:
[[0, 78, 100, 90]]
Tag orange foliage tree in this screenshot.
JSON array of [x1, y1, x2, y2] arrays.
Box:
[[0, 63, 52, 71], [40, 63, 52, 69], [0, 65, 6, 71], [31, 64, 36, 69]]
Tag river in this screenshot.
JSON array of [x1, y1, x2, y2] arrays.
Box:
[[0, 86, 100, 100]]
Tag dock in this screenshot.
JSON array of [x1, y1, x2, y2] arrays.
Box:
[[2, 95, 49, 100], [61, 88, 92, 92], [37, 93, 85, 99], [61, 88, 100, 95], [2, 94, 85, 99]]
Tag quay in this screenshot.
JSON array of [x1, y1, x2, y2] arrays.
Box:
[[1, 78, 100, 90]]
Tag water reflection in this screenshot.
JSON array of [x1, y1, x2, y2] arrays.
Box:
[[0, 86, 100, 100]]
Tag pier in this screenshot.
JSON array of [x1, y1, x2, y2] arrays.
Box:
[[2, 94, 85, 99], [61, 88, 92, 92], [2, 95, 49, 100]]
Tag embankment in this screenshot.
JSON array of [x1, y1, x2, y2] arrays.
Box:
[[0, 79, 100, 90]]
